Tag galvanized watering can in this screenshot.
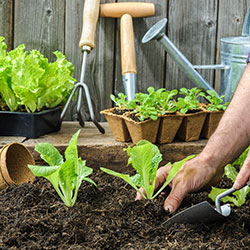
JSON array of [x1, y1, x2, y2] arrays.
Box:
[[142, 8, 250, 102]]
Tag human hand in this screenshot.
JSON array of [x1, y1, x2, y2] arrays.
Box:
[[135, 155, 224, 213], [233, 150, 250, 190]]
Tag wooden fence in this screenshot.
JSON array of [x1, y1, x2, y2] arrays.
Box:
[[1, 0, 250, 121]]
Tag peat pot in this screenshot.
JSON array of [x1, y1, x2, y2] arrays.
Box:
[[100, 108, 131, 142], [123, 113, 160, 144], [201, 110, 224, 139], [0, 107, 62, 138], [157, 113, 183, 144], [176, 111, 207, 142], [0, 143, 35, 189]]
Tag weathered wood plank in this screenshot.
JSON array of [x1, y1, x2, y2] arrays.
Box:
[[23, 121, 207, 169], [14, 0, 65, 61], [65, 0, 116, 122], [0, 0, 13, 49], [114, 0, 167, 96], [166, 0, 218, 91], [214, 0, 250, 91]]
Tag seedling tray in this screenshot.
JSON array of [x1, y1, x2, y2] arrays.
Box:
[[0, 107, 61, 138]]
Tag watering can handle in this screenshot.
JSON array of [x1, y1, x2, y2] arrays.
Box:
[[242, 8, 250, 36]]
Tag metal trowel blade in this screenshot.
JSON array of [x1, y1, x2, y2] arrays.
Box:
[[162, 201, 229, 226]]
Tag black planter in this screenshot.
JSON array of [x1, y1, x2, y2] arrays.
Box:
[[0, 107, 62, 138]]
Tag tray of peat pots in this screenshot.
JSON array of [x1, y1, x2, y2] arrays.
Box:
[[155, 88, 184, 144], [100, 93, 132, 142], [0, 37, 75, 138], [123, 87, 161, 144], [175, 87, 207, 142], [199, 90, 229, 139]]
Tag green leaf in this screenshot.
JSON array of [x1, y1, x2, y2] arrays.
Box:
[[224, 164, 238, 183], [100, 167, 146, 199], [28, 164, 60, 177], [35, 143, 64, 166], [65, 130, 81, 161], [152, 155, 196, 198]]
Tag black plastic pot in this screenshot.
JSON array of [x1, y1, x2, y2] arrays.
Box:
[[0, 107, 62, 138]]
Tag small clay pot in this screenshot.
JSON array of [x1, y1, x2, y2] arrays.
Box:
[[157, 113, 184, 144], [100, 108, 131, 142], [176, 110, 207, 142], [123, 113, 160, 144], [0, 143, 35, 189]]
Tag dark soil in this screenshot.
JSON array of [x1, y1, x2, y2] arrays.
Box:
[[112, 108, 131, 116], [0, 170, 249, 250]]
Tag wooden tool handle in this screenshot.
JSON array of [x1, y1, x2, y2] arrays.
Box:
[[100, 2, 155, 18], [121, 14, 136, 75], [79, 0, 100, 49]]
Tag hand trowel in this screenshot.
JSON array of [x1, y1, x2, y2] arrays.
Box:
[[162, 180, 250, 226]]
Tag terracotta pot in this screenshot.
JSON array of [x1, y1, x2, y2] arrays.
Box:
[[176, 111, 207, 142], [100, 108, 131, 142], [123, 113, 160, 144], [157, 113, 183, 144], [201, 110, 224, 139], [0, 143, 35, 189]]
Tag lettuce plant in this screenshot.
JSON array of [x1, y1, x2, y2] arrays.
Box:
[[209, 146, 250, 207], [155, 88, 178, 114], [28, 130, 96, 207], [0, 36, 75, 112], [128, 87, 159, 121], [200, 90, 229, 111], [176, 87, 202, 114], [101, 140, 195, 199], [110, 93, 129, 109]]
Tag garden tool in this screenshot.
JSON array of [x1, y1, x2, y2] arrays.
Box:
[[142, 7, 250, 103], [162, 180, 250, 225], [61, 0, 105, 134], [100, 2, 155, 101]]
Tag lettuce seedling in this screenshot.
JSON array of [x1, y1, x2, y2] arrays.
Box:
[[209, 146, 250, 207], [28, 130, 96, 207], [176, 87, 202, 114], [128, 87, 159, 121], [200, 90, 229, 111], [101, 140, 195, 199], [110, 92, 129, 108]]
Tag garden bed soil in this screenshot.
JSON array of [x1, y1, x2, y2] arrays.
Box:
[[0, 170, 249, 250]]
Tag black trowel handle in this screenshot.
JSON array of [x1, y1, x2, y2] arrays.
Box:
[[79, 0, 100, 49]]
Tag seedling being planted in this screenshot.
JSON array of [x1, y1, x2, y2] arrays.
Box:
[[28, 130, 96, 207], [101, 140, 195, 199]]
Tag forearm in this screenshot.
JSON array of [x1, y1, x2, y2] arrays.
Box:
[[199, 63, 250, 169]]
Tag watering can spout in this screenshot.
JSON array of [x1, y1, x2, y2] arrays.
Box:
[[142, 18, 219, 96]]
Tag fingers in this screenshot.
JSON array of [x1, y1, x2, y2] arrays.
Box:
[[164, 181, 189, 213], [233, 151, 250, 189], [135, 164, 171, 200]]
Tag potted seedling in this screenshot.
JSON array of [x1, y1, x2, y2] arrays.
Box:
[[0, 37, 75, 138], [100, 93, 132, 142], [175, 87, 207, 142], [123, 87, 160, 144], [155, 88, 183, 144], [200, 90, 229, 138]]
